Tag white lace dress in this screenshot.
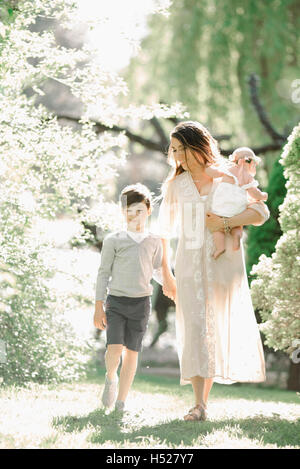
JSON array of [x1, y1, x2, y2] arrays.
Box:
[[157, 171, 269, 385]]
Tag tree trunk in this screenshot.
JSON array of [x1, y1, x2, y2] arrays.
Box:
[[287, 360, 300, 391]]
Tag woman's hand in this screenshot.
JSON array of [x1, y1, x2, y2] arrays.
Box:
[[206, 212, 224, 232], [162, 271, 177, 302]]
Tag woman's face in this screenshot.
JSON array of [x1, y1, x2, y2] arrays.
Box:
[[170, 137, 205, 172]]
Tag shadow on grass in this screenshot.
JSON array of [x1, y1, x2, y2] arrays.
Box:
[[53, 410, 300, 448], [52, 408, 125, 437], [87, 364, 300, 405]]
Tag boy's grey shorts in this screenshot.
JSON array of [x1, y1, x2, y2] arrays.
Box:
[[104, 294, 151, 352]]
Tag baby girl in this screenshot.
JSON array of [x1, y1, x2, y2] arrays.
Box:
[[205, 147, 268, 260]]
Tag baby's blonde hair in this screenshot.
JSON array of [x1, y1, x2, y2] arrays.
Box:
[[229, 147, 261, 165]]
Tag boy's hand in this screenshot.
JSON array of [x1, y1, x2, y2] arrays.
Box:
[[94, 309, 107, 330]]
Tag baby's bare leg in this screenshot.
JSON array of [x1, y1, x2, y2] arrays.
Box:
[[231, 226, 243, 251], [212, 231, 225, 259]]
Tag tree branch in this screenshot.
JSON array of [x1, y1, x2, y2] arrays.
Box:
[[248, 74, 286, 142], [56, 115, 166, 152], [56, 114, 233, 155], [149, 117, 169, 150], [221, 142, 283, 157], [163, 109, 232, 141]]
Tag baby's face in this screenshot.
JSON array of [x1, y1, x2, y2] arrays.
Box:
[[123, 202, 150, 231], [245, 159, 256, 176]]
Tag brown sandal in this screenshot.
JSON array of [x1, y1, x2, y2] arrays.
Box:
[[183, 405, 207, 421]]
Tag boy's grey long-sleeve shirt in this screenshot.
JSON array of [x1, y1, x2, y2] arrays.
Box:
[[95, 230, 163, 302]]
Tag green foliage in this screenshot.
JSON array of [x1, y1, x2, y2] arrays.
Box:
[[0, 196, 89, 385], [250, 123, 300, 354], [1, 369, 299, 448], [0, 267, 88, 385], [126, 0, 300, 142], [0, 0, 181, 385], [246, 155, 287, 278]]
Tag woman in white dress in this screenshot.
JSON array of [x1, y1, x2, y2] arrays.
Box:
[[157, 121, 269, 421]]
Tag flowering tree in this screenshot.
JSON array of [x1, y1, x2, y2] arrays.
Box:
[[250, 123, 300, 390], [0, 0, 182, 384]]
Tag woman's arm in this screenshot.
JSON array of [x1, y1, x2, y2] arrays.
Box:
[[205, 166, 225, 178], [155, 179, 178, 300], [228, 207, 266, 229], [161, 238, 171, 271], [161, 238, 176, 301], [206, 207, 266, 232]]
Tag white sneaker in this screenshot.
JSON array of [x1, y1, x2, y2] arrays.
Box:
[[101, 373, 118, 408], [114, 400, 125, 413]]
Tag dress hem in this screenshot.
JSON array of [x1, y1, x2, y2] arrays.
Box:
[[179, 374, 266, 386]]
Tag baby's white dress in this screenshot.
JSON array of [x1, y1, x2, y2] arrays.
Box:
[[211, 170, 259, 217]]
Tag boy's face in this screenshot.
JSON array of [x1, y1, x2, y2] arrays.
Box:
[[123, 202, 151, 231]]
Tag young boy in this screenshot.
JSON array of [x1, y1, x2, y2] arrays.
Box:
[[94, 183, 163, 413]]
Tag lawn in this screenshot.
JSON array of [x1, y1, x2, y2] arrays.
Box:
[[0, 365, 299, 449]]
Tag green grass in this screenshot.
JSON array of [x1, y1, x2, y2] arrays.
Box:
[[0, 365, 299, 449]]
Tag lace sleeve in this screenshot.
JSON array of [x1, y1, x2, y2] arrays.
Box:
[[156, 179, 179, 239]]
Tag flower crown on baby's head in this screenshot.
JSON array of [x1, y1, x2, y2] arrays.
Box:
[[229, 147, 261, 166]]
